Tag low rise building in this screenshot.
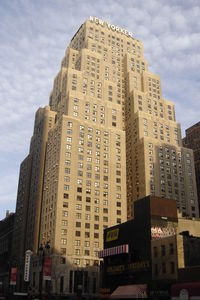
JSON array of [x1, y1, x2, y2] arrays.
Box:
[[0, 211, 15, 296], [100, 196, 200, 299]]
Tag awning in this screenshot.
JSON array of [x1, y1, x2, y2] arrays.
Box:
[[111, 284, 147, 299]]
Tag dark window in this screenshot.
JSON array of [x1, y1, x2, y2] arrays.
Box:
[[153, 246, 158, 258], [154, 264, 158, 276], [162, 263, 166, 274], [170, 261, 175, 273], [169, 243, 174, 255], [161, 245, 165, 256]]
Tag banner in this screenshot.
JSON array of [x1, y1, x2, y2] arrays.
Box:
[[10, 267, 18, 285], [43, 256, 52, 280]]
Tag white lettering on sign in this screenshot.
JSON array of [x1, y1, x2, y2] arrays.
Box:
[[151, 226, 176, 240], [89, 16, 133, 38], [24, 250, 33, 282]]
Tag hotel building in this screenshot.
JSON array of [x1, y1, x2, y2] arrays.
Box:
[[13, 17, 198, 296]]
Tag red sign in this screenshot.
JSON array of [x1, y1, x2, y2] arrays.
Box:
[[10, 267, 18, 285], [43, 256, 52, 280], [99, 244, 129, 258]]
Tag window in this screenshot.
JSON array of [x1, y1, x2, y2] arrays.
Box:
[[75, 249, 80, 255], [61, 238, 67, 245], [161, 245, 165, 256], [62, 220, 68, 226], [75, 240, 80, 246], [85, 241, 90, 247], [170, 262, 175, 273], [74, 259, 80, 265], [85, 250, 90, 256], [63, 211, 68, 217], [154, 264, 158, 276], [76, 213, 81, 219], [61, 229, 67, 235], [162, 263, 166, 274], [76, 204, 82, 210], [61, 248, 66, 255], [169, 243, 174, 255]]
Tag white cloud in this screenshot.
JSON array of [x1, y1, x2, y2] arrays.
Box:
[[0, 0, 199, 219]]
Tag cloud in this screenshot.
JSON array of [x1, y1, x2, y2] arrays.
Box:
[[0, 0, 199, 219]]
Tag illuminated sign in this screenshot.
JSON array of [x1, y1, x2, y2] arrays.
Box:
[[106, 228, 119, 242], [151, 226, 176, 240], [99, 244, 129, 257], [90, 16, 133, 38]]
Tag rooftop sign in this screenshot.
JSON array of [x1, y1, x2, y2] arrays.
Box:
[[89, 16, 133, 38]]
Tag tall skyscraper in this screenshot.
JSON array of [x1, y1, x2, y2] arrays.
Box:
[[13, 17, 198, 296]]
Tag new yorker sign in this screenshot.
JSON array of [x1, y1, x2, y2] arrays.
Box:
[[89, 16, 133, 38]]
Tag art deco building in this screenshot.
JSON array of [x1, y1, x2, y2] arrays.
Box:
[[14, 17, 199, 296]]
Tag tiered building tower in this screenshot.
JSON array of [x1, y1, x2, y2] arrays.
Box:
[[13, 17, 198, 296]]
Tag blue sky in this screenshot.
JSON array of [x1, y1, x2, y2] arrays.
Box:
[[0, 0, 200, 220]]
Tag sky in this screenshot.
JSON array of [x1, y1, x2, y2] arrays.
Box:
[[0, 0, 200, 220]]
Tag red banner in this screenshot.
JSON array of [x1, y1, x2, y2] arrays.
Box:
[[10, 267, 18, 285], [43, 256, 52, 280]]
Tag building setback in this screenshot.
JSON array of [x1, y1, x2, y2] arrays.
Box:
[[13, 17, 199, 297]]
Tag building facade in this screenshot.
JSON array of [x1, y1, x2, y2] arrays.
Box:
[[101, 196, 179, 299], [13, 17, 199, 297], [0, 212, 15, 296], [101, 196, 200, 299], [183, 121, 200, 215]]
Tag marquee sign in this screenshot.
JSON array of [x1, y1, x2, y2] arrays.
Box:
[[90, 16, 133, 38]]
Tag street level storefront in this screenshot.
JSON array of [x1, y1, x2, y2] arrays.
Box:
[[100, 196, 179, 299], [111, 284, 147, 299], [171, 282, 200, 300]]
